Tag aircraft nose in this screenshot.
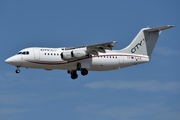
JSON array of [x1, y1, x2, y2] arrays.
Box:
[[5, 55, 22, 66], [5, 57, 12, 63]]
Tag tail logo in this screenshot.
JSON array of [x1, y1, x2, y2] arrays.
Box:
[[131, 39, 144, 53]]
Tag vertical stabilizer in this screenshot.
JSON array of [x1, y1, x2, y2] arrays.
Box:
[[119, 25, 173, 56]]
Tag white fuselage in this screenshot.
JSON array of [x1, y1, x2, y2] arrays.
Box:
[[5, 47, 149, 71]]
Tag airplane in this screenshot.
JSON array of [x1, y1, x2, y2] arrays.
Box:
[[5, 25, 173, 79]]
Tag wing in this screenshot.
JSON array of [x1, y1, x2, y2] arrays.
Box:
[[86, 41, 118, 55], [65, 41, 118, 55]]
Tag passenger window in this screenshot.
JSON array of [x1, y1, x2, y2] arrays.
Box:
[[45, 53, 46, 55]]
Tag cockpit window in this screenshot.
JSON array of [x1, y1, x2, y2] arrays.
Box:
[[17, 51, 29, 55], [22, 52, 26, 55]]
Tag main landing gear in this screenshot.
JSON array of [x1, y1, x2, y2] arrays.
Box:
[[68, 63, 88, 80], [15, 67, 20, 74]]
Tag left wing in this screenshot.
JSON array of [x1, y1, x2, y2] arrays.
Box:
[[65, 41, 118, 55], [86, 41, 118, 55]]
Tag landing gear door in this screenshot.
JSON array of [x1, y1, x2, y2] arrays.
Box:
[[34, 49, 40, 60]]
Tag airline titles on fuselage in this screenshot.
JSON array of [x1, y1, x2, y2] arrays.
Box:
[[40, 48, 57, 52]]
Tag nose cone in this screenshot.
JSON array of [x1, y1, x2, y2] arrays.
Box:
[[5, 57, 12, 63], [5, 55, 22, 66]]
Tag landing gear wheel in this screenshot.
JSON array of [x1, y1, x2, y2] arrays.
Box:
[[15, 66, 20, 74], [70, 70, 78, 80], [81, 68, 88, 76], [71, 73, 78, 80], [15, 69, 20, 74]]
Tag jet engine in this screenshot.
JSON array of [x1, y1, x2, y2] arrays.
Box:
[[72, 50, 87, 58], [61, 51, 72, 60], [61, 50, 87, 60]]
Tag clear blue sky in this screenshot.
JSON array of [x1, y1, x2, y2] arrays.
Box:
[[0, 0, 180, 120]]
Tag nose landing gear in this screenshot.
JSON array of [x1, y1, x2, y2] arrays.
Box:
[[15, 67, 20, 74]]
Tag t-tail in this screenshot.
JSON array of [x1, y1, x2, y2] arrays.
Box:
[[119, 25, 174, 57]]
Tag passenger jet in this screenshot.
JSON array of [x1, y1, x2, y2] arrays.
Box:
[[5, 25, 173, 79]]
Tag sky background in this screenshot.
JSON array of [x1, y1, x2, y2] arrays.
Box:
[[0, 0, 180, 120]]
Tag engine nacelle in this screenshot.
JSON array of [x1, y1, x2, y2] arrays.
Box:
[[61, 51, 73, 60], [61, 50, 87, 60], [72, 50, 87, 58]]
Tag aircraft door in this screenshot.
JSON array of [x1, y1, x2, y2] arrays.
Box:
[[34, 49, 40, 60]]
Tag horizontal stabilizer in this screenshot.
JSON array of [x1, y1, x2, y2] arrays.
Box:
[[144, 25, 174, 32]]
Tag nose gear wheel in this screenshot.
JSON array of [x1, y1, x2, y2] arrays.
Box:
[[15, 67, 20, 74]]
